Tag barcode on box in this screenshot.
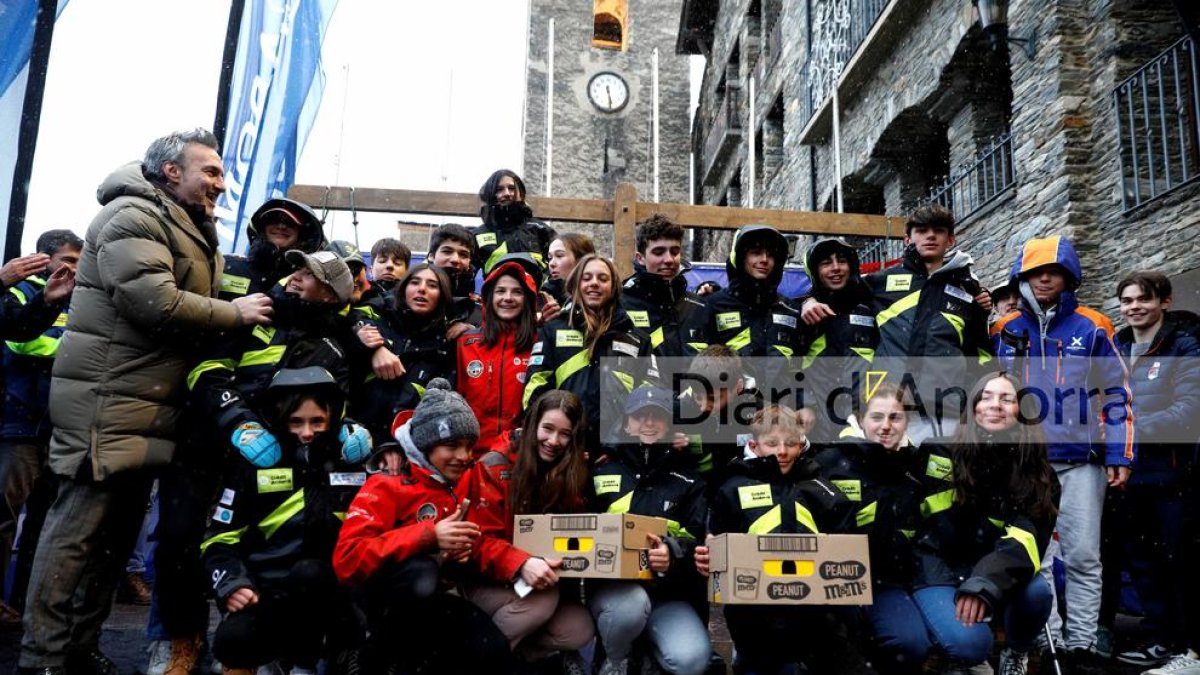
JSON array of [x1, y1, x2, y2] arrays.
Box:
[[551, 515, 598, 531], [757, 535, 818, 552]]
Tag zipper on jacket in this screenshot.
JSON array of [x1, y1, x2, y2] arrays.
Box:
[[1055, 340, 1064, 386]]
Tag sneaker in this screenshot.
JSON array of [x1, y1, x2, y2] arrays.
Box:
[[147, 640, 172, 675], [1146, 653, 1200, 675], [117, 571, 153, 605], [562, 651, 587, 675], [1034, 630, 1066, 655], [1120, 645, 1175, 666], [1094, 626, 1115, 659], [998, 649, 1028, 675], [597, 658, 628, 675]]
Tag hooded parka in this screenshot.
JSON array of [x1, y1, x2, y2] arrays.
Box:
[[49, 162, 241, 480]]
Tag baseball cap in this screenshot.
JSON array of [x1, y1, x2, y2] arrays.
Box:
[[284, 249, 353, 304]]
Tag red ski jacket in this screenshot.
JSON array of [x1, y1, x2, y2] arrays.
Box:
[[457, 326, 531, 456]]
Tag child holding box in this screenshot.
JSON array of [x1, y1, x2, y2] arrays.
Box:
[[696, 404, 872, 675], [333, 378, 514, 674], [589, 385, 710, 675]]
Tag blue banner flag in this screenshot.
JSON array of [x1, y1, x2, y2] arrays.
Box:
[[215, 0, 337, 254], [1, 0, 69, 254]]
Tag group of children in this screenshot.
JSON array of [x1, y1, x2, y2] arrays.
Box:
[[205, 320, 1058, 675]]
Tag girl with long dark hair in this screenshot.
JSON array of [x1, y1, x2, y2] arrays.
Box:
[[910, 371, 1059, 675], [462, 390, 595, 670], [351, 263, 456, 440]]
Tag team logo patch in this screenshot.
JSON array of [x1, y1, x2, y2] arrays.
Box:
[[716, 312, 741, 331], [475, 232, 497, 247], [886, 275, 912, 292], [516, 372, 526, 384], [556, 330, 584, 347], [438, 419, 451, 439], [219, 489, 236, 506], [416, 503, 439, 521], [213, 506, 234, 524], [256, 468, 293, 493], [513, 356, 523, 366], [627, 310, 651, 328], [772, 313, 798, 329], [1148, 361, 1161, 380], [466, 360, 484, 378]]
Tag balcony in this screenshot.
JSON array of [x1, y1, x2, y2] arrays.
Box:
[[703, 89, 743, 185], [797, 0, 933, 145], [1114, 35, 1200, 212], [752, 20, 785, 91], [921, 131, 1015, 222]]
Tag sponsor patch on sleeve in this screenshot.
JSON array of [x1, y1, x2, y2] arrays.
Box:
[[944, 285, 974, 303], [329, 472, 368, 487], [612, 340, 639, 357], [213, 506, 234, 524], [849, 314, 875, 327], [219, 489, 236, 506], [772, 313, 798, 329]]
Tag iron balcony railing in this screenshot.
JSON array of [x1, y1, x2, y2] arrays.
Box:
[[799, 0, 890, 131], [703, 88, 742, 182], [922, 131, 1016, 222], [1113, 35, 1200, 211]]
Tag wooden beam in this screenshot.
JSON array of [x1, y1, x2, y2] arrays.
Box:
[[287, 183, 905, 267], [635, 201, 903, 238], [612, 183, 639, 279], [287, 185, 612, 224]]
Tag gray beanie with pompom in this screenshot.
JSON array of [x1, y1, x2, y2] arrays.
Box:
[[407, 378, 480, 454]]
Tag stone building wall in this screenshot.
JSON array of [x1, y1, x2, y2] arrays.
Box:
[[688, 0, 1200, 312], [523, 0, 692, 258]]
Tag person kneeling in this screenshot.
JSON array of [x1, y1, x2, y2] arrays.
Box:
[[696, 405, 874, 675], [201, 367, 372, 674], [333, 378, 514, 674]]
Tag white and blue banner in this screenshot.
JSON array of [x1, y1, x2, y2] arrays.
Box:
[[0, 0, 69, 253], [215, 0, 337, 255]]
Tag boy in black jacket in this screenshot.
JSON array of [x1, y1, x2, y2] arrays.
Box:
[[202, 367, 371, 675], [591, 386, 710, 675], [697, 405, 872, 675]]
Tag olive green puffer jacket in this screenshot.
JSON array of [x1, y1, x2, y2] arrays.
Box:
[[49, 162, 241, 481]]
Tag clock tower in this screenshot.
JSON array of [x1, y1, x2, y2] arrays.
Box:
[[521, 0, 693, 251]]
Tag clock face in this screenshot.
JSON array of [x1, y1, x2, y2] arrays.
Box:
[[588, 72, 629, 113]]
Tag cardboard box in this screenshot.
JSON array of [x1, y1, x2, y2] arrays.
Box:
[[708, 533, 873, 605], [513, 513, 667, 580]]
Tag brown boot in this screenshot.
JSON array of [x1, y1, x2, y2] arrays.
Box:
[[163, 633, 203, 675], [221, 669, 254, 675], [117, 571, 153, 605]]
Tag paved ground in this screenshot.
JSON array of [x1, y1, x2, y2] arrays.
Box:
[[0, 600, 1156, 674]]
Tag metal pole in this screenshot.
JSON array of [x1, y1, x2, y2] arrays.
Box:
[[213, 0, 247, 147], [652, 48, 660, 203], [832, 82, 844, 213], [5, 0, 59, 261], [748, 76, 757, 208], [545, 18, 554, 196]]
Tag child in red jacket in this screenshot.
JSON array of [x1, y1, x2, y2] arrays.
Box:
[[333, 378, 513, 674], [462, 390, 595, 669]]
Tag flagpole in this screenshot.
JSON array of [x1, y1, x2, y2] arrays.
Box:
[[213, 0, 247, 147], [5, 0, 59, 261]]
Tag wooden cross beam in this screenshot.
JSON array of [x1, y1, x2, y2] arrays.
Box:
[[288, 182, 903, 278]]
